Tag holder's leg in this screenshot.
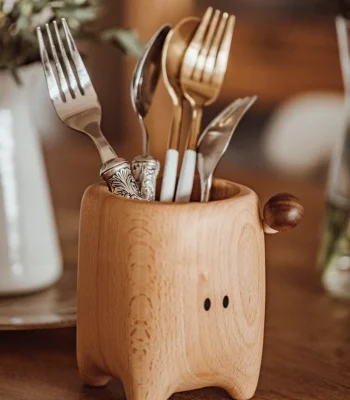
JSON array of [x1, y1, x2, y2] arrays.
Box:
[[80, 369, 111, 387], [222, 381, 257, 400], [123, 379, 171, 400], [78, 356, 112, 387]]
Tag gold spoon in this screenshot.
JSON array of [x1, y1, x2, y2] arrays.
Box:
[[159, 17, 200, 202]]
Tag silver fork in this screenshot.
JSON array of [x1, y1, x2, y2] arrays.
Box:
[[36, 19, 142, 200]]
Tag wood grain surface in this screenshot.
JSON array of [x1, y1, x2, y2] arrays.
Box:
[[0, 167, 349, 400], [78, 179, 265, 400], [263, 193, 304, 232]]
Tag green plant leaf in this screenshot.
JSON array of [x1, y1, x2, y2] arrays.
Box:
[[101, 28, 144, 57], [0, 0, 142, 81]]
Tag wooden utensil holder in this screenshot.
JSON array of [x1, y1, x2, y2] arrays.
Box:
[[77, 178, 303, 400]]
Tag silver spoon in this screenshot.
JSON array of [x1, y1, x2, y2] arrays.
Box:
[[197, 96, 257, 202], [131, 24, 171, 201]]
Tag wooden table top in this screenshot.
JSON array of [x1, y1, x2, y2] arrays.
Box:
[[0, 167, 349, 400]]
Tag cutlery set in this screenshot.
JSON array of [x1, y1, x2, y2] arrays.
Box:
[[37, 7, 256, 202]]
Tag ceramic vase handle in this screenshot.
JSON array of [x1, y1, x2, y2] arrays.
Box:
[[101, 159, 142, 200], [263, 193, 304, 234]]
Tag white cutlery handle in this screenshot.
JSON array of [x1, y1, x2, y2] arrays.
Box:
[[160, 149, 179, 202], [175, 149, 197, 203]]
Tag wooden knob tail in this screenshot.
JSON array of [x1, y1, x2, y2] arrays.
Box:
[[263, 193, 304, 234]]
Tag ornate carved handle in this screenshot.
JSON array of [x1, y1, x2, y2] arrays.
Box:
[[263, 193, 304, 234], [132, 155, 160, 201], [100, 159, 142, 200]]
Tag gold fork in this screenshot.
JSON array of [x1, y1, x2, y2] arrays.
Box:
[[175, 7, 235, 202]]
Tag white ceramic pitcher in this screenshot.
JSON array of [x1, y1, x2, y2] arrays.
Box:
[[0, 63, 62, 295]]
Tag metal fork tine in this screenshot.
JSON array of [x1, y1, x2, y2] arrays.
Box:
[[202, 13, 229, 83], [192, 9, 221, 81], [62, 18, 93, 93], [181, 7, 213, 79], [45, 23, 69, 100], [53, 20, 80, 97], [36, 27, 61, 102], [212, 14, 235, 85]]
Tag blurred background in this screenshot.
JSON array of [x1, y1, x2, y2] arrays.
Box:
[[1, 1, 350, 391], [33, 0, 345, 261]]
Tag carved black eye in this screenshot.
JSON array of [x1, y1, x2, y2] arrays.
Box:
[[223, 296, 229, 308], [204, 298, 211, 311]]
